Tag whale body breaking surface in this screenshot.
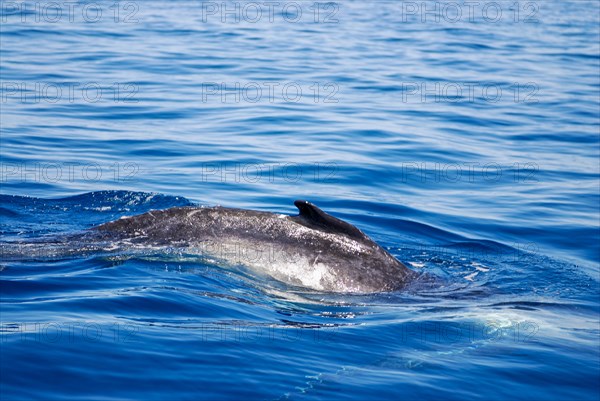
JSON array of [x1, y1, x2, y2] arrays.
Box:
[[93, 200, 415, 293]]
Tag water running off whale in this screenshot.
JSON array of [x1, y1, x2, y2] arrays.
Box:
[[4, 200, 416, 293]]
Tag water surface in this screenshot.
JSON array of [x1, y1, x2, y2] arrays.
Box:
[[1, 1, 599, 400]]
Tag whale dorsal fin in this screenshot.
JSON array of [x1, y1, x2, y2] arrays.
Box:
[[293, 200, 367, 241]]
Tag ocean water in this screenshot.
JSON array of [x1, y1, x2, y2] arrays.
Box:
[[1, 1, 599, 400]]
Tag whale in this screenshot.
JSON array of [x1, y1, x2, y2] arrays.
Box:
[[92, 200, 416, 293]]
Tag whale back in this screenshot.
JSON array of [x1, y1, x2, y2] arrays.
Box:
[[90, 200, 414, 292], [292, 200, 369, 242]]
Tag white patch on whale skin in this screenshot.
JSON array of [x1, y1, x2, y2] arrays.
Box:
[[285, 223, 368, 257], [186, 210, 203, 218], [246, 250, 362, 293], [189, 236, 352, 292], [269, 257, 335, 291]]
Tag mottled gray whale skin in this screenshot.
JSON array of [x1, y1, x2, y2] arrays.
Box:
[[94, 200, 415, 293]]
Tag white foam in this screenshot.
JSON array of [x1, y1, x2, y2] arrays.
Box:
[[464, 272, 478, 281]]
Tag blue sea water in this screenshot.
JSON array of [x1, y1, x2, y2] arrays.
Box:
[[1, 0, 599, 400]]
